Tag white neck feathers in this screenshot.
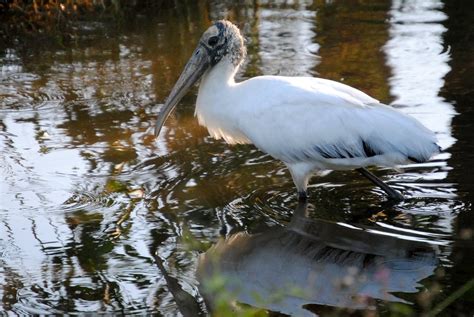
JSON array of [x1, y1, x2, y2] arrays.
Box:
[[195, 58, 249, 144]]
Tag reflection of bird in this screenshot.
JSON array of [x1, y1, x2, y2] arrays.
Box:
[[197, 203, 439, 316], [154, 20, 440, 201]]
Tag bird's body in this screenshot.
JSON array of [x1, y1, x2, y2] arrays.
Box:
[[195, 57, 439, 195], [155, 20, 440, 201]]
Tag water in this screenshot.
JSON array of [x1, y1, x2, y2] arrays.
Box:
[[1, 0, 473, 315]]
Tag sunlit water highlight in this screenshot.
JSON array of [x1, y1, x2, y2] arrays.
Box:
[[1, 1, 473, 315]]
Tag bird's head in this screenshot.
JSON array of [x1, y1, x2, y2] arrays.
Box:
[[154, 20, 245, 137], [200, 20, 246, 67]]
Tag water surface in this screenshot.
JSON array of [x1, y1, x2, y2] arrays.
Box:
[[1, 0, 473, 315]]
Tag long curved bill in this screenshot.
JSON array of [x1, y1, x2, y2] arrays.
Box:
[[154, 44, 211, 137]]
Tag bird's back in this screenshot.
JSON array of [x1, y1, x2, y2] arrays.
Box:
[[232, 76, 440, 169]]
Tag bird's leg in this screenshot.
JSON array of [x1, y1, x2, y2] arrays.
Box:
[[287, 163, 312, 202], [356, 167, 404, 201], [298, 190, 308, 202]]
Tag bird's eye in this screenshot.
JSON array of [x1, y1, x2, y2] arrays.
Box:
[[208, 36, 219, 46]]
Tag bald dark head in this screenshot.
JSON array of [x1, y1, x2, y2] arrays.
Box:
[[199, 20, 246, 67]]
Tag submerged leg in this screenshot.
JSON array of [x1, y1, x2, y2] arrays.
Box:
[[356, 167, 404, 201]]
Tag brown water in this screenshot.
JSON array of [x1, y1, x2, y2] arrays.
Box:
[[1, 0, 473, 315]]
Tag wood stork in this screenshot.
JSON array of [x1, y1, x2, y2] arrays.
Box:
[[154, 20, 440, 201]]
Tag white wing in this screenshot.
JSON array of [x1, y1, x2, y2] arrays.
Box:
[[234, 76, 439, 167]]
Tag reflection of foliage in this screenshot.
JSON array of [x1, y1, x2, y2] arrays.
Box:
[[315, 1, 392, 101], [0, 0, 181, 44], [2, 0, 105, 38]]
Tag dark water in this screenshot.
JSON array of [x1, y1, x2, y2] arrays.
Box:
[[1, 0, 473, 315]]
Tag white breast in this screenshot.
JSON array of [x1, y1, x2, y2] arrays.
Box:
[[195, 60, 251, 145]]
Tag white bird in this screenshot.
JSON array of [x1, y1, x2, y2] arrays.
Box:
[[155, 20, 440, 201]]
